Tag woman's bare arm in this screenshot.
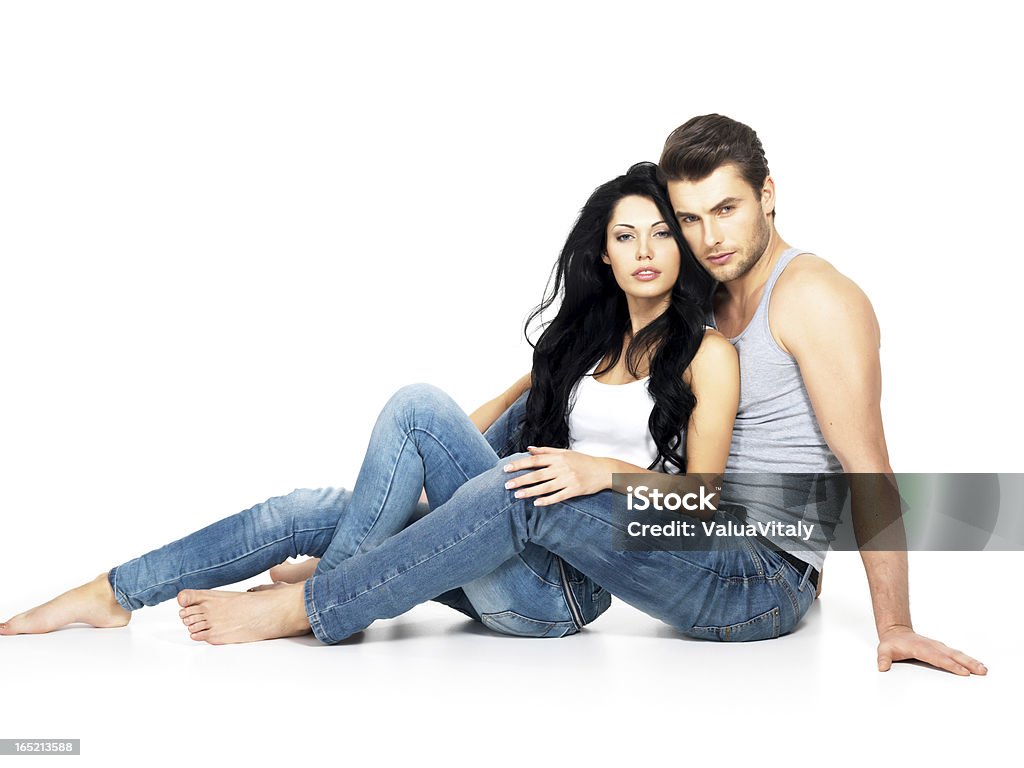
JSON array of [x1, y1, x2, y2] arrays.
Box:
[[468, 372, 532, 433]]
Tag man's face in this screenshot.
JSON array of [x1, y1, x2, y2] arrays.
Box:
[[666, 164, 773, 283]]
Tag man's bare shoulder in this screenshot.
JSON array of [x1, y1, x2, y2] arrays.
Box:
[[774, 253, 871, 310], [772, 252, 880, 348]]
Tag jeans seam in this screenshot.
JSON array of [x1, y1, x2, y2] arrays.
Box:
[[350, 426, 482, 555], [304, 577, 332, 644], [119, 525, 335, 603], [107, 567, 134, 612], [775, 569, 801, 622], [558, 496, 747, 582], [316, 496, 522, 615]]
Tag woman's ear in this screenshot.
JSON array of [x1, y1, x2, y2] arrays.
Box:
[[601, 251, 610, 265]]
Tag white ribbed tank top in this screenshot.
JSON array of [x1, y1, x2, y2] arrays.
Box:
[[567, 361, 659, 470]]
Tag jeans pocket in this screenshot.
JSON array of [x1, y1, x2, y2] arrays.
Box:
[[480, 610, 578, 638], [689, 606, 782, 642]]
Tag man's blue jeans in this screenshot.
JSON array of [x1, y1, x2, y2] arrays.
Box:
[[108, 384, 610, 638], [298, 385, 818, 644]]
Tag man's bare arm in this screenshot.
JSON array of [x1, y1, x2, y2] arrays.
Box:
[[775, 257, 986, 675]]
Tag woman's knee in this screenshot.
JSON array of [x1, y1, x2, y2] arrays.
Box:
[[384, 383, 463, 430]]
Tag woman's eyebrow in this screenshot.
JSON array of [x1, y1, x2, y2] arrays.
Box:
[[612, 221, 667, 228]]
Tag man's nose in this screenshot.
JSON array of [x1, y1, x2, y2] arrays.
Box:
[[703, 219, 721, 249]]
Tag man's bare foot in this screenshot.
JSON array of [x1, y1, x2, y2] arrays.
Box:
[[0, 573, 131, 635], [268, 558, 320, 584], [177, 584, 311, 645]]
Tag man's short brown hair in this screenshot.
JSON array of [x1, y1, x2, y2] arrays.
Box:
[[659, 114, 774, 216]]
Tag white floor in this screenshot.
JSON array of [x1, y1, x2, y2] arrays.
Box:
[[1, 550, 1017, 766]]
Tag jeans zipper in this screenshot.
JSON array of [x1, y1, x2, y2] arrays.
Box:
[[557, 557, 585, 630]]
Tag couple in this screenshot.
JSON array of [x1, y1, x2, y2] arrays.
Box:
[[0, 115, 986, 676]]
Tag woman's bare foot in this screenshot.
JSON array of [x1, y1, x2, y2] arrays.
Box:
[[268, 558, 320, 584], [177, 584, 311, 644], [0, 573, 131, 635], [247, 582, 292, 593]]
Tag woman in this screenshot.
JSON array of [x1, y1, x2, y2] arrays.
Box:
[[1, 162, 744, 642]]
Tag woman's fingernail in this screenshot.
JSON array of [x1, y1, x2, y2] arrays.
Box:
[[503, 464, 513, 472], [504, 481, 513, 490], [514, 491, 524, 498]]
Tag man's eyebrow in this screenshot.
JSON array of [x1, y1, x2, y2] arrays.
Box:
[[712, 197, 743, 210], [675, 197, 743, 217]]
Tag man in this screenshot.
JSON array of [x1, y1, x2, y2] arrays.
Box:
[[659, 114, 984, 675], [121, 117, 983, 676]]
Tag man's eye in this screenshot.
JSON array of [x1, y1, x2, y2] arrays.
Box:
[[719, 206, 733, 215], [679, 216, 698, 224]]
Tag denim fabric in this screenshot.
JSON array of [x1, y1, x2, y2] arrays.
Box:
[[108, 385, 610, 637], [303, 386, 818, 644]]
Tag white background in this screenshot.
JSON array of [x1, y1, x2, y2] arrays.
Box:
[[1, 1, 1020, 765]]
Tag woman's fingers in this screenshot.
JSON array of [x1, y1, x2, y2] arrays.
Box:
[[503, 455, 546, 473], [505, 468, 554, 490], [512, 478, 562, 499]]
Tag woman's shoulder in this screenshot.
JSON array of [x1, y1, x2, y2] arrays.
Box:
[[683, 328, 738, 386]]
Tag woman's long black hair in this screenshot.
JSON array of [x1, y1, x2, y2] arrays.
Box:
[[518, 162, 714, 473]]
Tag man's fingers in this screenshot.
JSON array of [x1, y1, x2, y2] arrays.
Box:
[[952, 652, 987, 674], [916, 643, 971, 676]]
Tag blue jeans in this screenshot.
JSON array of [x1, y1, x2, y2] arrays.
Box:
[[108, 385, 610, 638], [299, 386, 818, 644]]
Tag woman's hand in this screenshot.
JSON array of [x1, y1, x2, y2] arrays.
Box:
[[502, 446, 612, 506]]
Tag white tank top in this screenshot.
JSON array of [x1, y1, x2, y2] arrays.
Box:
[[567, 361, 660, 470]]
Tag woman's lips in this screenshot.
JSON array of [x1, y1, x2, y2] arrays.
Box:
[[632, 269, 660, 281], [708, 251, 734, 266]]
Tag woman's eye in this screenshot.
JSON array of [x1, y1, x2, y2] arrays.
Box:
[[653, 230, 671, 238], [616, 233, 634, 242]]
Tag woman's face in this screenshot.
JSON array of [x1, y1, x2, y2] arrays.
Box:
[[601, 195, 681, 303]]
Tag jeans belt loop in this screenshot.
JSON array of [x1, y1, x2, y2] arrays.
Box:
[[798, 560, 813, 592]]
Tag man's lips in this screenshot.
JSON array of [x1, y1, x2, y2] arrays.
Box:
[[707, 251, 734, 265]]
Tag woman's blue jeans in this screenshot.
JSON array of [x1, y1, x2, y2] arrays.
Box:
[[108, 384, 610, 638], [296, 386, 818, 644]]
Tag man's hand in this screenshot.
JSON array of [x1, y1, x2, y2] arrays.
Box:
[[876, 625, 987, 676], [502, 447, 611, 506]]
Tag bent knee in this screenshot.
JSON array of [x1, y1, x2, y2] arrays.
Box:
[[385, 383, 460, 422]]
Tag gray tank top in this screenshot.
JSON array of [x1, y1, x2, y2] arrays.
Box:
[[711, 247, 845, 571]]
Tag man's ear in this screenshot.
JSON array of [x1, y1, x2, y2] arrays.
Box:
[[761, 176, 776, 217]]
